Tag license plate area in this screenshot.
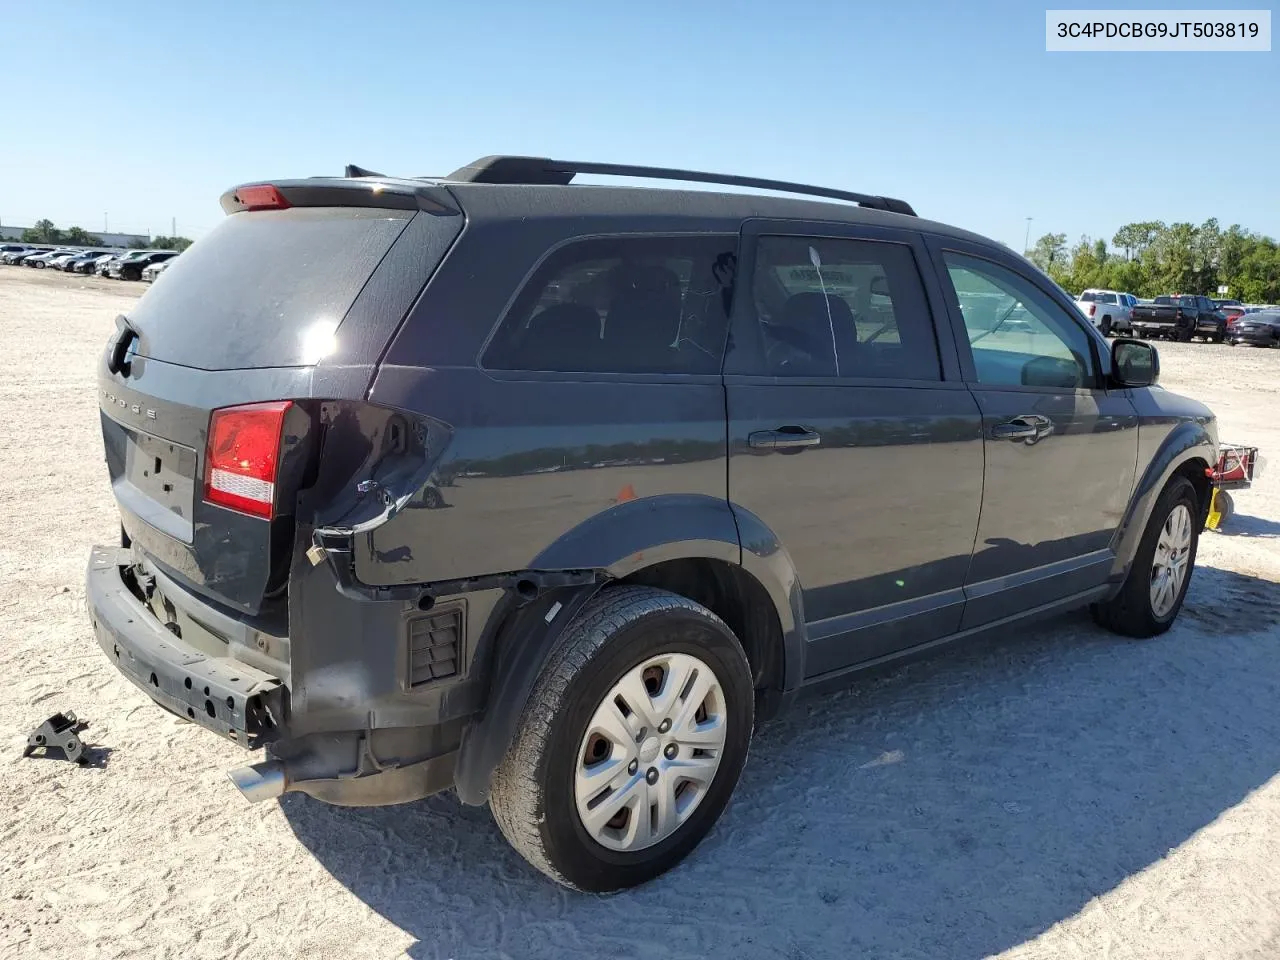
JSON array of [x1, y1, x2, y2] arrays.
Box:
[[117, 429, 198, 543]]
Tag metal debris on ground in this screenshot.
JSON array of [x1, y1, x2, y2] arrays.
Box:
[[22, 711, 89, 764]]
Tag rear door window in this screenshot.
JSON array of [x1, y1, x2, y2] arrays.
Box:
[[482, 235, 736, 375], [743, 236, 940, 380], [128, 207, 417, 370]]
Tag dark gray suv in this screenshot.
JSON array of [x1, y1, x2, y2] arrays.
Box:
[[87, 156, 1217, 891]]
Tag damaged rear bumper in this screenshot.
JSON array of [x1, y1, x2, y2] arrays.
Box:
[[86, 544, 464, 806], [86, 545, 287, 749]]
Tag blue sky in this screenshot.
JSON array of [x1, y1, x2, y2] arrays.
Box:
[[1, 1, 1275, 248]]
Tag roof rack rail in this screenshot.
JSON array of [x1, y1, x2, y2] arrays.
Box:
[[443, 156, 916, 216]]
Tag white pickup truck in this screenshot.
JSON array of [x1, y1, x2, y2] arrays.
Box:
[[1076, 289, 1136, 336]]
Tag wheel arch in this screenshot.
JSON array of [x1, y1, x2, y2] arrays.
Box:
[[1110, 422, 1215, 581], [451, 495, 806, 805]]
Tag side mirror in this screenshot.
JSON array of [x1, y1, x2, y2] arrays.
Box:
[[1112, 338, 1159, 387]]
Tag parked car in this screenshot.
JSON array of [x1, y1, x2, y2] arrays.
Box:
[[141, 258, 175, 282], [60, 250, 112, 273], [1131, 294, 1227, 342], [95, 253, 126, 276], [83, 252, 120, 275], [1213, 298, 1243, 309], [1075, 289, 1135, 336], [4, 247, 52, 265], [87, 156, 1218, 892], [1226, 310, 1280, 347], [23, 248, 75, 269], [49, 250, 95, 271], [1219, 305, 1247, 327], [0, 243, 31, 261], [107, 249, 179, 280]]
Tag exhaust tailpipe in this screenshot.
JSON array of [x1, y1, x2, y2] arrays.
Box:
[[227, 760, 287, 803]]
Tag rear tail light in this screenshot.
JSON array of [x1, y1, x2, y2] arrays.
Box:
[[204, 401, 292, 519], [1087, 304, 1096, 316], [235, 184, 290, 211]]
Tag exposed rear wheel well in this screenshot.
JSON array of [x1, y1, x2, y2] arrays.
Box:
[[618, 558, 785, 717]]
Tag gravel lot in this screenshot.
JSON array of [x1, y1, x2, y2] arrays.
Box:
[[2, 267, 1279, 960]]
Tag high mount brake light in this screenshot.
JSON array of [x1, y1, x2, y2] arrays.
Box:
[[205, 402, 292, 519], [235, 184, 290, 211]]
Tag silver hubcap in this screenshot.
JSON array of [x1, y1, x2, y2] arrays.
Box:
[[574, 653, 727, 852], [1151, 503, 1193, 619]]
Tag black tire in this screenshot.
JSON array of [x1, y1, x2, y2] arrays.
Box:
[[1100, 316, 1113, 337], [1215, 490, 1234, 526], [1091, 476, 1199, 638], [489, 585, 755, 892]]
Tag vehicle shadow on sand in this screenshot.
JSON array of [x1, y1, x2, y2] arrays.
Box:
[[1213, 512, 1280, 539], [282, 565, 1280, 960]]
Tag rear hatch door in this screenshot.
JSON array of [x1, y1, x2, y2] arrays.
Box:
[[98, 183, 463, 614]]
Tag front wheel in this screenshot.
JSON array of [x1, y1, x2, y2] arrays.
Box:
[[1092, 476, 1199, 638], [490, 586, 755, 891]]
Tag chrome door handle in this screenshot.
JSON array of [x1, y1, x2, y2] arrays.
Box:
[[748, 428, 822, 450], [991, 415, 1050, 440]]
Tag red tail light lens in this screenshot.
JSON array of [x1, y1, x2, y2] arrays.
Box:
[[1087, 304, 1096, 316], [205, 402, 292, 519], [235, 184, 290, 211]]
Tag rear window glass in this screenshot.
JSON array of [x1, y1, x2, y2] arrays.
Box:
[[129, 207, 412, 370], [482, 235, 737, 375], [747, 236, 940, 380], [1079, 291, 1098, 302]]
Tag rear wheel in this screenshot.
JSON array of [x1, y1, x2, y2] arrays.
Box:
[[1092, 476, 1199, 638], [1100, 316, 1113, 337], [490, 586, 755, 891]]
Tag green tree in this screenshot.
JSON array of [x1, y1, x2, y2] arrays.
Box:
[[1148, 222, 1198, 294], [1112, 221, 1165, 261], [1066, 235, 1102, 291], [62, 226, 101, 245], [149, 235, 193, 252], [1217, 225, 1250, 291], [1029, 233, 1068, 274], [21, 218, 62, 243]]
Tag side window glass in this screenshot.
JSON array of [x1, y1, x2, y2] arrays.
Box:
[[482, 235, 736, 375], [943, 252, 1095, 390], [747, 236, 940, 380]]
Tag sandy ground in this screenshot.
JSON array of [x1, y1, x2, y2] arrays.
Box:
[[2, 266, 1279, 960]]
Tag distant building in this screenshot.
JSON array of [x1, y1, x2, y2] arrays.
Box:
[[0, 225, 150, 247]]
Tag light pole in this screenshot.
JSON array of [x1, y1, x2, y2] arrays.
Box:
[[1023, 217, 1034, 255]]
